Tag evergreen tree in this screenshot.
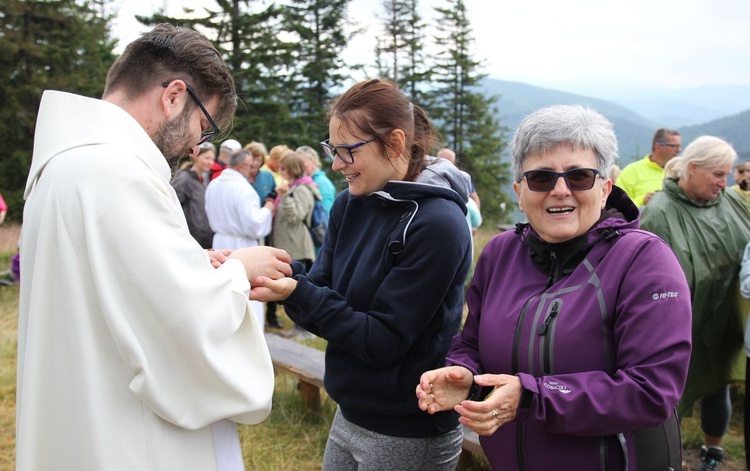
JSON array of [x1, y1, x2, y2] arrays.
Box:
[[138, 0, 296, 146], [0, 0, 116, 220], [284, 0, 356, 147], [428, 0, 511, 223], [374, 0, 429, 104]]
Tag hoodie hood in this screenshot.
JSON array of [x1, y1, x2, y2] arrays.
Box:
[[415, 156, 473, 203], [661, 177, 724, 208], [25, 91, 169, 199], [363, 156, 471, 215]]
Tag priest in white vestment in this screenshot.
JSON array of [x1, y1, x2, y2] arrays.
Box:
[[16, 25, 292, 471]]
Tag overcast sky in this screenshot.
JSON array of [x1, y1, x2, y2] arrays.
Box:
[[111, 0, 750, 92]]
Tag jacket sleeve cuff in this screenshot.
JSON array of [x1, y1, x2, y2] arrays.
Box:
[[514, 373, 538, 422]]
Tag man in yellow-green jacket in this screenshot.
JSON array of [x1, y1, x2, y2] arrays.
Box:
[[618, 128, 681, 206]]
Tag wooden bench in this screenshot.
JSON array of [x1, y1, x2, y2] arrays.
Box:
[[263, 333, 485, 464]]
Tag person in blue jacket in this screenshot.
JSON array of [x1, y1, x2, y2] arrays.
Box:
[[250, 78, 473, 470]]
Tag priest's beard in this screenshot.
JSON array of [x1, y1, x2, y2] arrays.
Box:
[[154, 107, 194, 164]]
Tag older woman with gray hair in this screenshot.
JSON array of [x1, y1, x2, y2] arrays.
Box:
[[642, 136, 750, 470], [417, 105, 691, 470]]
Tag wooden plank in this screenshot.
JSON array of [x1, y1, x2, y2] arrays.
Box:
[[460, 425, 484, 456], [264, 333, 325, 388]]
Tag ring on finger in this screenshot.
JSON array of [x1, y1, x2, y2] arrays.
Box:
[[492, 409, 499, 420]]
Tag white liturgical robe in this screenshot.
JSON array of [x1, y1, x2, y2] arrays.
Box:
[[16, 91, 274, 471], [205, 167, 274, 325], [205, 168, 273, 251]]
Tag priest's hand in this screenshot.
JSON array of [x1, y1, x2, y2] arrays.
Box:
[[229, 246, 292, 281], [207, 249, 232, 268]]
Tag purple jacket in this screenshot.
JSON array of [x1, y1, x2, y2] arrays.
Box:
[[448, 188, 691, 470]]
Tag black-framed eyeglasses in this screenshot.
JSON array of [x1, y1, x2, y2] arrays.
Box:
[[520, 168, 602, 192], [658, 142, 681, 150], [320, 137, 375, 164], [162, 81, 220, 145]]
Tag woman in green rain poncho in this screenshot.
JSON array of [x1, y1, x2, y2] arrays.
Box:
[[641, 135, 750, 470]]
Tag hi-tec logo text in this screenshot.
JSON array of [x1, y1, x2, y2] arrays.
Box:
[[652, 292, 679, 300], [543, 381, 572, 394]]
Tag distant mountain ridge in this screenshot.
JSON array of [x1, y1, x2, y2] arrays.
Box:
[[680, 110, 750, 158], [482, 78, 750, 166]]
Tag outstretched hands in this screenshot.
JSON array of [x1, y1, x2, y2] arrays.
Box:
[[455, 374, 522, 436], [416, 368, 523, 437], [416, 366, 474, 414], [249, 276, 298, 302]]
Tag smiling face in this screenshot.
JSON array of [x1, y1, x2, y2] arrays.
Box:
[[682, 162, 731, 203], [513, 145, 612, 244], [193, 149, 215, 174], [329, 116, 403, 195], [247, 152, 263, 178]]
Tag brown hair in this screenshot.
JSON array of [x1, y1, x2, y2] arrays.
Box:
[[328, 79, 437, 181], [103, 24, 237, 133], [280, 152, 306, 180], [268, 144, 291, 163], [244, 141, 268, 160]]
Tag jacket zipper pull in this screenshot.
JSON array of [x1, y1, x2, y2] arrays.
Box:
[[538, 302, 560, 335]]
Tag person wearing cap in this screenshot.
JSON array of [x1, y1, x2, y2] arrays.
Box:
[[617, 128, 681, 206], [209, 138, 242, 181]]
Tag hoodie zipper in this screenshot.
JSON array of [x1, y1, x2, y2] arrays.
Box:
[[538, 300, 561, 374]]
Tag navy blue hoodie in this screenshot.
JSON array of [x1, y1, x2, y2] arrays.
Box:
[[284, 162, 473, 437]]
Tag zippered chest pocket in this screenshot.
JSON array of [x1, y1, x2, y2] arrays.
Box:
[[538, 299, 562, 375]]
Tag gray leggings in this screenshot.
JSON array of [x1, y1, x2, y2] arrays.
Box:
[[322, 408, 463, 471]]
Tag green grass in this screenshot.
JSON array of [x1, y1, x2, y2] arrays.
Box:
[[0, 283, 18, 469], [239, 372, 336, 470]]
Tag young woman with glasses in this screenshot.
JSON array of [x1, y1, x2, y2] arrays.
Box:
[[417, 105, 692, 470], [250, 78, 473, 469]]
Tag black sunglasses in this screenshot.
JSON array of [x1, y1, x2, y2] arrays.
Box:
[[161, 81, 220, 145], [521, 168, 602, 192], [320, 138, 375, 165]]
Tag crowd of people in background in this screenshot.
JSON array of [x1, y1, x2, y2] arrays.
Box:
[[170, 135, 484, 338]]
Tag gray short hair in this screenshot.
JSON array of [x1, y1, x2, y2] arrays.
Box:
[[227, 149, 251, 167], [511, 105, 618, 182], [679, 136, 736, 182]]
